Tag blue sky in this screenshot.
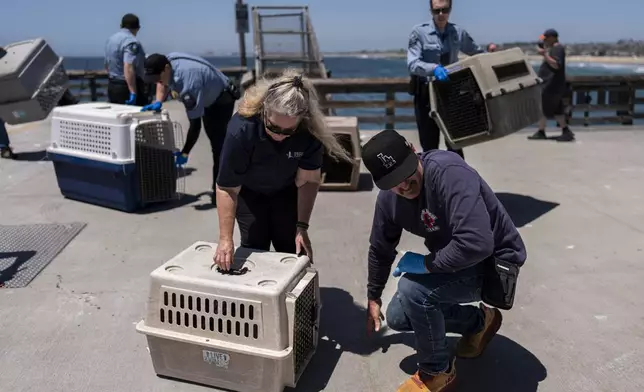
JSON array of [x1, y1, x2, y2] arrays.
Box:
[[2, 0, 643, 56]]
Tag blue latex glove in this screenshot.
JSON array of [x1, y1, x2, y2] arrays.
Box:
[[174, 151, 188, 166], [433, 65, 449, 81], [141, 101, 162, 112], [392, 251, 429, 277], [125, 93, 137, 105]]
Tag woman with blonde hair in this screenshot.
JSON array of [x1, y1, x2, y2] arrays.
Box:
[[214, 69, 352, 270]]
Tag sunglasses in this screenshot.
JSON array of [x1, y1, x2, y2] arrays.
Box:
[[264, 115, 298, 136], [431, 7, 451, 14]]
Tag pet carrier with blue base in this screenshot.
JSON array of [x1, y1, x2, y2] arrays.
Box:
[[429, 47, 544, 149], [46, 103, 184, 212]]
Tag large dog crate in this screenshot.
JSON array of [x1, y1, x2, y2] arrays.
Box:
[[429, 47, 543, 149], [46, 103, 184, 212], [0, 38, 69, 125], [136, 242, 320, 392]]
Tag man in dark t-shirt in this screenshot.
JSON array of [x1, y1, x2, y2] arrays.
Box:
[[528, 29, 575, 142]]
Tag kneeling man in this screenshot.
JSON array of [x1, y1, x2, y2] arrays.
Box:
[[362, 130, 527, 392]]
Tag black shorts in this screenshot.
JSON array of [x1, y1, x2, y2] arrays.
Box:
[[541, 92, 565, 118]]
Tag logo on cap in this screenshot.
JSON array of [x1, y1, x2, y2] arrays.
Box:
[[377, 153, 396, 169]]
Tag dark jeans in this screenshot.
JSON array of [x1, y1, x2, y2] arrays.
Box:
[[236, 185, 298, 253], [413, 93, 464, 159], [386, 263, 486, 375], [0, 118, 9, 148], [107, 78, 150, 106], [196, 101, 236, 190]]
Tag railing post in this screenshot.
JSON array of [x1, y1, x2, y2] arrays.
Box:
[[89, 77, 98, 102], [385, 90, 395, 129]]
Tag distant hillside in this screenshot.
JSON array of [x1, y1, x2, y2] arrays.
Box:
[[324, 40, 644, 58]]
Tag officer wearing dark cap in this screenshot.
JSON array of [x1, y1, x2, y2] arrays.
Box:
[[104, 13, 149, 106], [408, 0, 484, 160], [361, 130, 526, 391], [141, 52, 240, 204]]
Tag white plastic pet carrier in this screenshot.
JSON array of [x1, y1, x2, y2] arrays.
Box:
[[136, 242, 321, 392], [429, 47, 543, 149], [0, 38, 69, 125], [47, 103, 185, 205]]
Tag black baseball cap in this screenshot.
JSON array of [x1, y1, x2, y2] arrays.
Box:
[[362, 130, 419, 190], [543, 29, 558, 38], [121, 14, 140, 30], [144, 54, 170, 83]]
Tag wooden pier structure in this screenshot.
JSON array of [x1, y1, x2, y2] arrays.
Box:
[[65, 70, 644, 129]]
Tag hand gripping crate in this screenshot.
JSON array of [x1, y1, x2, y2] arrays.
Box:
[[46, 103, 185, 212], [320, 116, 362, 191], [135, 242, 321, 392], [0, 38, 69, 125], [429, 47, 543, 149]]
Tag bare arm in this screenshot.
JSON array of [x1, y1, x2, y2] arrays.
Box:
[[155, 83, 168, 102], [123, 63, 137, 94], [295, 168, 322, 224], [216, 185, 241, 241]]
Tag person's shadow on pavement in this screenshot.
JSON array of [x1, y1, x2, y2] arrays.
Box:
[[292, 287, 546, 392]]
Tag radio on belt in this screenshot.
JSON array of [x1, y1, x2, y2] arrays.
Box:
[[429, 47, 544, 149], [0, 38, 69, 125]]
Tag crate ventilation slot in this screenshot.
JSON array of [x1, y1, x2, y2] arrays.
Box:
[[159, 289, 262, 340]]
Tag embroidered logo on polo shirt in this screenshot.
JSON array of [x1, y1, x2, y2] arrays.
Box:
[[287, 151, 304, 159]]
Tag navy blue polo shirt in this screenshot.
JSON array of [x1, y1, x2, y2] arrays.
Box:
[[367, 150, 527, 300], [217, 113, 324, 194]]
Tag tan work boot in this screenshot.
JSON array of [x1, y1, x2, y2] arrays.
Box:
[[395, 359, 456, 392], [456, 303, 502, 358]]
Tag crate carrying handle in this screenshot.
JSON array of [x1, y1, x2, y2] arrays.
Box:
[[119, 109, 171, 122]]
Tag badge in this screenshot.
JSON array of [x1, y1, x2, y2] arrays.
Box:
[[181, 92, 197, 110]]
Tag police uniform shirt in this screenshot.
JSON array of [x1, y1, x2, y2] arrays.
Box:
[[366, 150, 527, 300], [104, 29, 146, 80], [217, 113, 324, 194], [407, 20, 484, 77], [165, 52, 230, 120]]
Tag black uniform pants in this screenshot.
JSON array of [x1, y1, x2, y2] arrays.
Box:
[[195, 100, 236, 190], [413, 87, 464, 159], [236, 185, 298, 253], [107, 78, 150, 106]]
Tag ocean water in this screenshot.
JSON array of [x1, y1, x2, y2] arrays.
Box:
[[63, 56, 644, 128]]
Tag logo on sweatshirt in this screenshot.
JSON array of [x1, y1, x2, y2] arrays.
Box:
[[421, 209, 439, 232]]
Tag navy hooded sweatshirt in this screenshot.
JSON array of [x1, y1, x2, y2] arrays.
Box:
[[367, 150, 527, 300]]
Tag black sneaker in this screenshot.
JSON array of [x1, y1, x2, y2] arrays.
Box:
[[527, 130, 547, 140], [555, 130, 575, 142], [1, 147, 16, 159]]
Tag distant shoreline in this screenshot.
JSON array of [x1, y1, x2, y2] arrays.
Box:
[[323, 52, 644, 65]]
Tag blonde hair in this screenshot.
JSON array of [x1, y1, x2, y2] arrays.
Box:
[[238, 68, 353, 162]]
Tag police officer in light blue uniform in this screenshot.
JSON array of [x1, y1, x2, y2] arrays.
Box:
[[104, 13, 149, 106], [408, 0, 484, 160], [142, 53, 239, 205]]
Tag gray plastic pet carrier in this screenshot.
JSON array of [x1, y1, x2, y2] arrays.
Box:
[[429, 47, 543, 149]]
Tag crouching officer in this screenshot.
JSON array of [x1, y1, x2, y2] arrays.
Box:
[[141, 53, 239, 204], [213, 70, 352, 270], [104, 13, 149, 106], [362, 130, 527, 392], [408, 0, 484, 160]]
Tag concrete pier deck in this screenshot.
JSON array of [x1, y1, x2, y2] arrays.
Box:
[[1, 102, 643, 392]]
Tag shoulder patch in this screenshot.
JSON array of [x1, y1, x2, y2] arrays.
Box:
[[181, 92, 197, 110], [409, 30, 420, 48], [126, 42, 140, 55]]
